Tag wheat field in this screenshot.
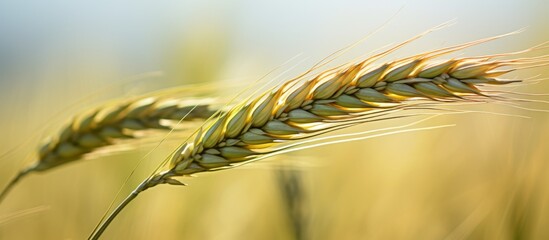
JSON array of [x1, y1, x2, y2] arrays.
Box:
[[1, 1, 548, 240]]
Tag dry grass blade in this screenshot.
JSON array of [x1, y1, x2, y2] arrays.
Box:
[[89, 33, 548, 239], [0, 95, 216, 203]]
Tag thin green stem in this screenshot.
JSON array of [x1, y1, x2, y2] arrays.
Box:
[[88, 192, 139, 240], [0, 167, 34, 203], [88, 171, 174, 240], [88, 180, 148, 240]]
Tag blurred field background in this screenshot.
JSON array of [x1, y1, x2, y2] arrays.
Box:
[[1, 0, 548, 239]]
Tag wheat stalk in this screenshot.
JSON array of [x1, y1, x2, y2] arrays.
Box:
[[0, 95, 216, 202], [276, 167, 308, 240], [89, 33, 548, 239]]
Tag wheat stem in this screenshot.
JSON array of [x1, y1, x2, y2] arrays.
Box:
[[88, 187, 142, 240], [276, 168, 308, 240], [89, 171, 170, 240], [0, 167, 34, 203]]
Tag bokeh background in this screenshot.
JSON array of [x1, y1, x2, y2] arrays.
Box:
[[0, 0, 548, 239]]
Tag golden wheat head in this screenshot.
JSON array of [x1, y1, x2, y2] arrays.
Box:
[[0, 95, 215, 202], [89, 32, 548, 239], [154, 38, 547, 187]]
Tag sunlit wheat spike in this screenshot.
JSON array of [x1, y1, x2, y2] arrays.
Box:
[[163, 44, 545, 179], [0, 96, 216, 203], [89, 33, 548, 239]]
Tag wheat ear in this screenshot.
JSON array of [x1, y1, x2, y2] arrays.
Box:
[[89, 33, 548, 239], [0, 96, 216, 203]]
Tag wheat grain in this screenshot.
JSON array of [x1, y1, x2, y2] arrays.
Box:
[[89, 33, 548, 239], [0, 95, 216, 202]]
